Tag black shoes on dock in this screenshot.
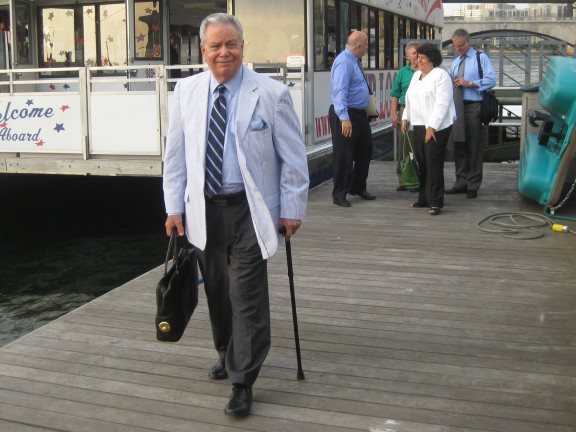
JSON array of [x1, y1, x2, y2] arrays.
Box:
[[209, 358, 228, 380], [349, 190, 376, 200], [333, 190, 376, 207], [224, 385, 252, 417], [209, 358, 252, 417], [445, 187, 478, 199]]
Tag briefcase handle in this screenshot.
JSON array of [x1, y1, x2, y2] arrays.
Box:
[[164, 230, 182, 275]]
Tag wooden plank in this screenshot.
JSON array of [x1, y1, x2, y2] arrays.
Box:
[[0, 162, 575, 432]]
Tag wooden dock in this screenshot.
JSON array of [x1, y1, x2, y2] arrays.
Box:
[[1, 162, 575, 432]]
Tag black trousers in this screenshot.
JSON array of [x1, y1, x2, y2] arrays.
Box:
[[199, 195, 270, 387], [413, 125, 452, 208], [329, 105, 373, 199]]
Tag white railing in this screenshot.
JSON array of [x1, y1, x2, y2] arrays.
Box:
[[0, 63, 306, 176]]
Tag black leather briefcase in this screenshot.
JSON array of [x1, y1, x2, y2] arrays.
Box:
[[155, 231, 199, 342]]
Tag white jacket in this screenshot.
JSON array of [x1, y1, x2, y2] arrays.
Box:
[[402, 67, 456, 131]]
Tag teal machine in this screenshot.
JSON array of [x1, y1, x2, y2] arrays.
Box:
[[518, 56, 576, 216]]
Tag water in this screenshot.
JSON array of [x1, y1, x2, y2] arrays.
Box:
[[441, 53, 554, 87], [0, 174, 168, 347]]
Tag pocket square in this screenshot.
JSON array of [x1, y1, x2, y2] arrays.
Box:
[[249, 119, 268, 131]]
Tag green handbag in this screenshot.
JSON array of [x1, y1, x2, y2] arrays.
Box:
[[399, 133, 420, 189]]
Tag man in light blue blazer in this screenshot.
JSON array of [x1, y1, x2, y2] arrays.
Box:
[[163, 13, 308, 417]]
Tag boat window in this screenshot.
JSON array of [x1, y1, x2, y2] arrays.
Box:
[[15, 1, 31, 65], [234, 0, 305, 65], [39, 3, 126, 69], [99, 4, 127, 66], [378, 12, 385, 69], [368, 9, 376, 68], [134, 0, 163, 60], [313, 0, 326, 70], [338, 1, 349, 53], [41, 8, 75, 68]]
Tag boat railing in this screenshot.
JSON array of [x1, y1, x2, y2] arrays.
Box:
[[0, 63, 307, 176]]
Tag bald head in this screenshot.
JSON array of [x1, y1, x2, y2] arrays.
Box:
[[346, 31, 368, 59]]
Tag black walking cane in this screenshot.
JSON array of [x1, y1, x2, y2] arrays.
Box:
[[279, 226, 305, 380]]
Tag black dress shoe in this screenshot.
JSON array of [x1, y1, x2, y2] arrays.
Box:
[[208, 358, 228, 380], [445, 187, 467, 195], [333, 197, 351, 207], [466, 190, 478, 199], [224, 385, 252, 417], [350, 190, 376, 200]]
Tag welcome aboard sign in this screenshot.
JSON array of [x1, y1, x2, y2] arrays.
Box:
[[0, 95, 83, 153]]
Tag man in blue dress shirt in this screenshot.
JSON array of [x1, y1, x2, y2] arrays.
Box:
[[329, 31, 376, 207], [447, 28, 496, 199]]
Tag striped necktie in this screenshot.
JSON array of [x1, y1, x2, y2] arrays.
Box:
[[205, 85, 227, 198]]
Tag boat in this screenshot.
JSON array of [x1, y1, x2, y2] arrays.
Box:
[[0, 0, 443, 187]]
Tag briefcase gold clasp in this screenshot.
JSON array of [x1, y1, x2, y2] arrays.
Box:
[[158, 321, 171, 333]]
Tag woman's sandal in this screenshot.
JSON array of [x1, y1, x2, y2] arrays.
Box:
[[428, 207, 441, 216]]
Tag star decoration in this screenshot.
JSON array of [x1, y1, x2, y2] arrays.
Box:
[[76, 35, 84, 45], [26, 99, 33, 106], [54, 123, 65, 133], [136, 33, 145, 42], [86, 8, 93, 15], [107, 36, 114, 43], [63, 84, 70, 89], [60, 105, 70, 112], [86, 59, 95, 66], [49, 84, 56, 91], [151, 25, 160, 32], [59, 50, 66, 56], [48, 12, 54, 20], [66, 10, 73, 17], [36, 140, 45, 146], [0, 122, 7, 128], [145, 8, 152, 13], [102, 58, 109, 66]]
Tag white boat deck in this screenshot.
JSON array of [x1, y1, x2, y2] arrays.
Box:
[[1, 161, 575, 432]]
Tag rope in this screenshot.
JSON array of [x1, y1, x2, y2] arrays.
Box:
[[477, 212, 576, 239]]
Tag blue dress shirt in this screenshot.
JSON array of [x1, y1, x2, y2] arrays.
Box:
[[450, 47, 496, 102], [330, 49, 370, 121], [208, 71, 244, 194]]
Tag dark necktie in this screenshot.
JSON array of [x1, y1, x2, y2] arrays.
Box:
[[358, 59, 372, 95], [205, 85, 227, 198], [458, 55, 466, 78]]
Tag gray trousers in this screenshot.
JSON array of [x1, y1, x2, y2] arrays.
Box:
[[453, 102, 483, 192], [200, 197, 270, 387]]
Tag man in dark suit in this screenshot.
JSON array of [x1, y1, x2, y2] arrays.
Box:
[[163, 13, 309, 417]]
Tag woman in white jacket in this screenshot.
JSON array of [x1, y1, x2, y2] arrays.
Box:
[[402, 43, 456, 215]]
